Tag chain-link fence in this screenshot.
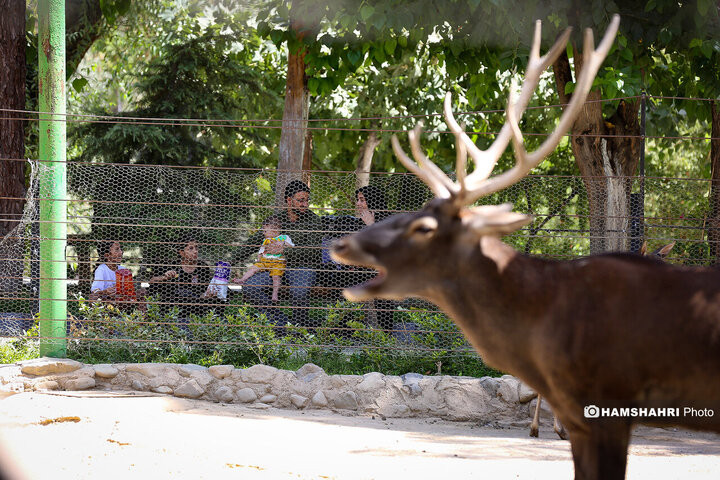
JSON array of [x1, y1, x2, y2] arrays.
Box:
[[0, 160, 716, 367]]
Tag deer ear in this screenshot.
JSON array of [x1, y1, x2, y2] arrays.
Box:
[[462, 203, 533, 236]]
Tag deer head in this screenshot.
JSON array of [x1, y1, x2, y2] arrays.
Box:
[[331, 16, 620, 302]]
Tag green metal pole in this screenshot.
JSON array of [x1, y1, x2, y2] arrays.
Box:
[[38, 0, 67, 357]]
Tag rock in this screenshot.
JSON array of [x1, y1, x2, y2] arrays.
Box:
[[334, 391, 359, 410], [0, 359, 537, 425], [214, 386, 235, 403], [208, 365, 234, 379], [529, 397, 553, 419], [94, 364, 119, 379], [241, 365, 278, 384], [377, 403, 411, 417], [296, 363, 326, 382], [125, 364, 181, 391], [126, 365, 181, 388], [329, 375, 359, 389], [479, 377, 500, 396], [518, 381, 537, 403], [20, 358, 82, 376], [401, 373, 424, 397], [174, 379, 205, 399], [357, 372, 385, 392], [126, 363, 167, 377], [65, 377, 96, 391], [179, 365, 214, 387], [34, 381, 59, 391], [236, 388, 258, 403], [497, 377, 520, 404], [311, 391, 328, 407], [438, 377, 492, 421], [290, 394, 309, 409]]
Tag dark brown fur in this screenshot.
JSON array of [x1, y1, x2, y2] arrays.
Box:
[[332, 199, 720, 480]]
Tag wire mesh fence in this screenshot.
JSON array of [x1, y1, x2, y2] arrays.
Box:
[[0, 160, 717, 367]]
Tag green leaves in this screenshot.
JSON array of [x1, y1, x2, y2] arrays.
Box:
[[269, 29, 285, 46], [71, 77, 88, 93], [360, 5, 375, 22], [255, 176, 272, 192], [99, 0, 131, 26], [346, 49, 363, 67]]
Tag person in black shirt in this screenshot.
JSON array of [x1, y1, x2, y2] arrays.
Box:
[[233, 181, 323, 328], [148, 237, 218, 319]]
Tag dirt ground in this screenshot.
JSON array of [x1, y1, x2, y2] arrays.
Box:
[[0, 391, 718, 479]]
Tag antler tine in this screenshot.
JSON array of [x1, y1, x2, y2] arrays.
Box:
[[457, 23, 573, 193], [455, 122, 468, 193], [391, 132, 452, 199], [407, 123, 459, 195], [461, 14, 620, 203]]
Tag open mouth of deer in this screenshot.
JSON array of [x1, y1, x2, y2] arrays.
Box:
[[346, 268, 387, 301], [330, 238, 388, 302]]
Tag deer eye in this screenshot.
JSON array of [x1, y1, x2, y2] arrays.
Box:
[[407, 217, 438, 238]]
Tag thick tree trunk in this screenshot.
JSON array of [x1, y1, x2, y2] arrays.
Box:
[[355, 125, 381, 190], [276, 34, 309, 206], [0, 1, 27, 294], [554, 50, 640, 254], [0, 0, 27, 238], [707, 102, 720, 264]]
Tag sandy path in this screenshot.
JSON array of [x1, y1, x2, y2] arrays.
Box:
[[0, 391, 718, 479]]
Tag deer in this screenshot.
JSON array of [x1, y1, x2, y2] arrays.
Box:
[[331, 15, 720, 480], [529, 240, 677, 440]]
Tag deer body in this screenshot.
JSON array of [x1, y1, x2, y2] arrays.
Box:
[[334, 210, 720, 479], [331, 16, 720, 479]]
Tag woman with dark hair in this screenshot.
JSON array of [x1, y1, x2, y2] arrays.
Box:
[[355, 185, 390, 225], [350, 185, 397, 331], [89, 240, 145, 311], [148, 237, 218, 318], [89, 240, 125, 300]]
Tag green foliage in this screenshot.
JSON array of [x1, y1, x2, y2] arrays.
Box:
[[47, 295, 500, 378], [71, 29, 282, 169], [0, 324, 39, 364]]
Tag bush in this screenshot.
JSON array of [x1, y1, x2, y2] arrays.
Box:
[[3, 296, 502, 379]]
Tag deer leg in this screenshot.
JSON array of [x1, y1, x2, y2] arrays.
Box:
[[569, 422, 631, 480], [529, 395, 542, 437]]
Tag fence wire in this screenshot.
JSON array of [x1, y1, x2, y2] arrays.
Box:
[[0, 161, 716, 366]]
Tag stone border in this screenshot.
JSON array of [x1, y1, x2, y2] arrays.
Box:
[[0, 357, 542, 424]]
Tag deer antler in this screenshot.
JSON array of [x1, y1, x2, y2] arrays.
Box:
[[393, 15, 620, 207]]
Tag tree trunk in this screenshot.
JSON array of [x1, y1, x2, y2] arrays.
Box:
[[276, 30, 310, 206], [0, 0, 27, 294], [0, 0, 27, 238], [708, 102, 720, 264], [302, 129, 313, 186], [355, 124, 381, 190], [553, 50, 640, 254]]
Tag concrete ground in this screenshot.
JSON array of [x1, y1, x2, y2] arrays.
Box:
[[0, 391, 718, 479]]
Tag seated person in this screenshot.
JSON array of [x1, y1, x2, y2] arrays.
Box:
[[347, 185, 396, 331], [232, 180, 323, 328], [148, 237, 221, 318], [233, 216, 294, 302], [89, 240, 145, 311]]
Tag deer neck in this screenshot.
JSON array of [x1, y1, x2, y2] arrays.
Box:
[[425, 236, 546, 373]]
